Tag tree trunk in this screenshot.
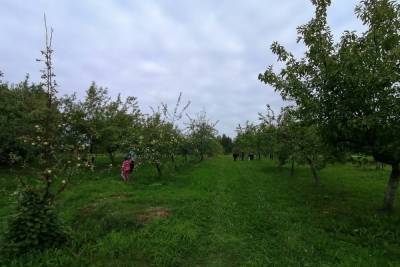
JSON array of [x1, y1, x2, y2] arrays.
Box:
[[383, 163, 400, 211], [306, 158, 320, 185], [200, 153, 204, 162], [171, 155, 177, 170], [89, 141, 94, 156], [155, 163, 162, 177], [290, 159, 295, 177], [109, 152, 115, 165]]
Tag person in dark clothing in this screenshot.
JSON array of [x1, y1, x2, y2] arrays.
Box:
[[233, 152, 239, 161], [129, 158, 135, 173], [248, 152, 255, 161]]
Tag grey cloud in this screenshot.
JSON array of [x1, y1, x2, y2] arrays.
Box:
[[1, 0, 363, 136]]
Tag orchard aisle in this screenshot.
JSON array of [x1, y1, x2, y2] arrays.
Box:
[[190, 156, 318, 266], [196, 157, 278, 266], [186, 156, 396, 266], [3, 156, 399, 266]]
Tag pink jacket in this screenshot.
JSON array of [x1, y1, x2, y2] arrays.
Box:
[[122, 159, 132, 172]]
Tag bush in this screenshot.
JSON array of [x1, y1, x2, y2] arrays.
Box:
[[2, 188, 68, 256]]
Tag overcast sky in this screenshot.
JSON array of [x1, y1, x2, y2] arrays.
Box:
[[1, 0, 365, 136]]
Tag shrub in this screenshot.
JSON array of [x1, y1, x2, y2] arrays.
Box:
[[2, 188, 68, 256]]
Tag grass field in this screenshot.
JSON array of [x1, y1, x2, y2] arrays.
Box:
[[1, 156, 400, 266]]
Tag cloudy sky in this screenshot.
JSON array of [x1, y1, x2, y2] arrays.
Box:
[[1, 0, 364, 136]]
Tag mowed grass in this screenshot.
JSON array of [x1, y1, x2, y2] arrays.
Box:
[[1, 156, 400, 266]]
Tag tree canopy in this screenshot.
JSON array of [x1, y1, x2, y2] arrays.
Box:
[[259, 0, 400, 210]]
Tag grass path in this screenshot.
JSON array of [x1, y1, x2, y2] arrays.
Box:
[[2, 156, 400, 266], [178, 157, 400, 266]]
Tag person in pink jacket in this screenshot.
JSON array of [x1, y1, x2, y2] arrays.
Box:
[[121, 156, 132, 182]]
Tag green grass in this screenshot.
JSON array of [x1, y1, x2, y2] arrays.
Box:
[[1, 156, 400, 266]]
